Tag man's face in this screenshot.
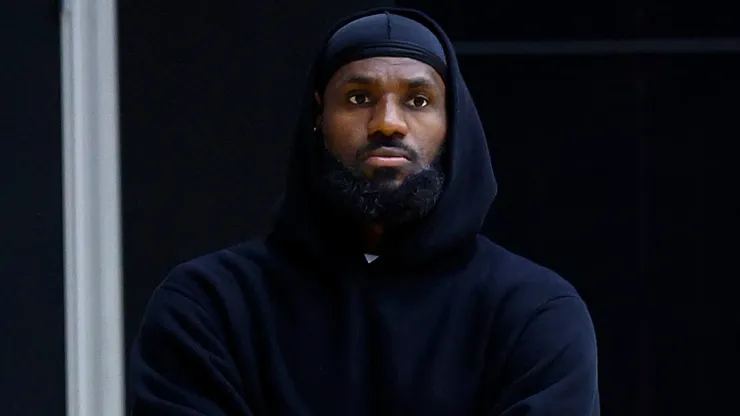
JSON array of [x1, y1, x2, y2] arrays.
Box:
[[318, 57, 447, 188]]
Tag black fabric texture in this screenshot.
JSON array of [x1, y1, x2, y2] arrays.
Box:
[[316, 12, 448, 94]]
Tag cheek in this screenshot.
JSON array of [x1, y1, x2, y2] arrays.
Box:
[[323, 113, 368, 164], [413, 116, 447, 164]]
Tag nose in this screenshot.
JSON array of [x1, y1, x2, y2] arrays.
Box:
[[368, 94, 409, 138]]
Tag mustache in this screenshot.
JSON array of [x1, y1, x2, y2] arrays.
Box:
[[355, 136, 421, 163]]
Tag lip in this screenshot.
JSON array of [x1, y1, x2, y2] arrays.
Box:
[[365, 147, 411, 160], [364, 147, 411, 168]]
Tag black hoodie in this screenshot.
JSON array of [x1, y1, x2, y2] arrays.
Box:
[[129, 7, 600, 416]]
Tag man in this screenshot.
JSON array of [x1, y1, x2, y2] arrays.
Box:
[[129, 7, 600, 415]]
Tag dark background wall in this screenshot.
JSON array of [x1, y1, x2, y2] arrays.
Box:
[[2, 2, 65, 416], [3, 0, 738, 415]]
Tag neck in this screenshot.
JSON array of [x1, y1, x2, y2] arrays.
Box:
[[363, 222, 383, 254]]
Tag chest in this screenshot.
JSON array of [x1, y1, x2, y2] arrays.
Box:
[[243, 265, 497, 415]]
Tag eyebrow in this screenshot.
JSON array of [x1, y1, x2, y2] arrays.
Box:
[[341, 75, 375, 86], [339, 74, 439, 91], [405, 77, 437, 90]]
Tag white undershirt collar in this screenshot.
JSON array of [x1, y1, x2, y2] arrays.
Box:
[[364, 253, 379, 263]]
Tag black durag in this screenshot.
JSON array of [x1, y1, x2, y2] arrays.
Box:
[[316, 12, 450, 231]]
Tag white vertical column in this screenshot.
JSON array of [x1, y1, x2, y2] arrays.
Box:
[[61, 0, 124, 415]]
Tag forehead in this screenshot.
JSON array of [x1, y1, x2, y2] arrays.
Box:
[[328, 57, 444, 89]]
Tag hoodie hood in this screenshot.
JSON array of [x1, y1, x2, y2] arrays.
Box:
[[270, 7, 497, 268]]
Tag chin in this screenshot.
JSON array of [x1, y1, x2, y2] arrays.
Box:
[[364, 166, 406, 185], [377, 178, 405, 191]]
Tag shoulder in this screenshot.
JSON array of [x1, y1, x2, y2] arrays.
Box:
[[471, 237, 599, 413], [132, 239, 280, 354], [475, 235, 582, 303], [472, 235, 594, 340], [150, 239, 273, 315]]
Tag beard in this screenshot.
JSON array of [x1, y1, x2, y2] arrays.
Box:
[[318, 139, 446, 228]]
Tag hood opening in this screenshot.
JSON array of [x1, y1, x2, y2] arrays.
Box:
[[269, 7, 497, 269]]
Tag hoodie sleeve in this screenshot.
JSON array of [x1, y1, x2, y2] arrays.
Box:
[[128, 280, 253, 416], [493, 295, 600, 416]]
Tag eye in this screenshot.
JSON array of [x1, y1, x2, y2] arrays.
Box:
[[348, 94, 370, 105], [407, 96, 429, 108]]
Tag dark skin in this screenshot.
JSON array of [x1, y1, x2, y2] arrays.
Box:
[[316, 57, 447, 251]]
